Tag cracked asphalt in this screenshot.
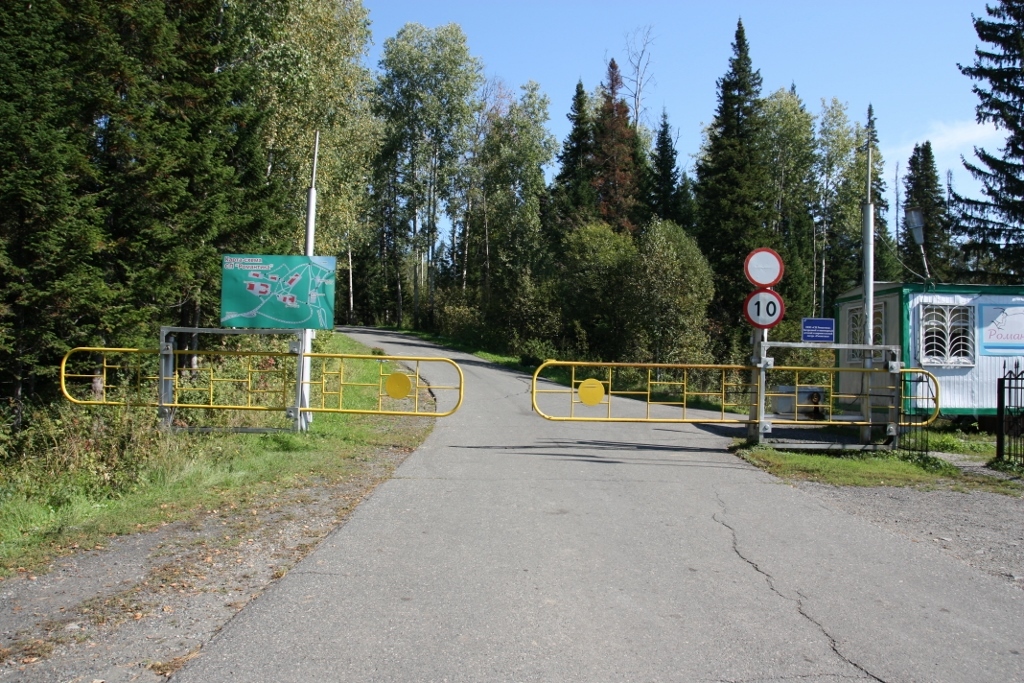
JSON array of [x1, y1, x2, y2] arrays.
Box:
[[174, 328, 1024, 683]]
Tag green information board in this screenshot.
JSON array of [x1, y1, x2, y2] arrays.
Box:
[[220, 255, 336, 329]]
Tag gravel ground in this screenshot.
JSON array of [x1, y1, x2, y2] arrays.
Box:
[[0, 444, 416, 683], [0, 448, 1020, 682], [794, 453, 1024, 589]]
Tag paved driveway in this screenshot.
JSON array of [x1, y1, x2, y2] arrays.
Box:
[[175, 328, 1024, 682]]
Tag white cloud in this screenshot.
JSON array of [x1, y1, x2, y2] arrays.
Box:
[[876, 120, 1004, 227], [925, 119, 1002, 154], [884, 119, 1002, 171]]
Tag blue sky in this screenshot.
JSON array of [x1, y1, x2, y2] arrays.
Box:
[[361, 1, 998, 227]]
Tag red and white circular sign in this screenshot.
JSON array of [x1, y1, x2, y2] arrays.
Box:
[[744, 248, 784, 288], [743, 288, 785, 329]]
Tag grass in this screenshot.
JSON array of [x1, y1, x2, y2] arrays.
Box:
[[0, 331, 434, 576], [737, 445, 1022, 495], [923, 428, 997, 457]]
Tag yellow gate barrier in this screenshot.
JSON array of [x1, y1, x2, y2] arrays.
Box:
[[531, 360, 940, 429], [61, 347, 463, 424], [532, 361, 755, 423]]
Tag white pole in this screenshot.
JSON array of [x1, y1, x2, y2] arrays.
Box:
[[298, 131, 320, 432], [863, 144, 874, 349], [862, 144, 875, 442]]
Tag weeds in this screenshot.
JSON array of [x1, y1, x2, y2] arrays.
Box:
[[738, 445, 1021, 494], [0, 332, 434, 575]]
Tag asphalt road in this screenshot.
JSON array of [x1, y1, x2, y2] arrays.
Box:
[[175, 328, 1024, 683]]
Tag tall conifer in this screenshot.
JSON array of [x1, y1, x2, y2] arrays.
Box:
[[649, 110, 683, 225], [550, 81, 598, 231], [694, 19, 773, 359], [592, 59, 639, 233], [955, 0, 1024, 277], [903, 142, 956, 282]]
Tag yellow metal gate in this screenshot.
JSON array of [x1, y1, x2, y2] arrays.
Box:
[[61, 345, 463, 428], [531, 359, 939, 448]]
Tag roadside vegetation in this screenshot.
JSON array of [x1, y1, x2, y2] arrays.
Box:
[[0, 333, 433, 576], [737, 445, 1021, 495]]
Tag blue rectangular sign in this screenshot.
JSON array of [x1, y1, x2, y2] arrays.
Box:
[[802, 317, 835, 343]]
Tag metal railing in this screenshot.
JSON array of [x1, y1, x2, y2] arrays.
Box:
[[532, 361, 754, 423], [531, 359, 939, 446], [997, 364, 1024, 465], [61, 345, 463, 429]]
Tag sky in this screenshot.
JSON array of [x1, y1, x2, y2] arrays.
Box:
[[360, 0, 999, 232]]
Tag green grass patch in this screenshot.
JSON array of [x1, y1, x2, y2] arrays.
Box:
[[923, 429, 996, 457], [0, 331, 433, 576], [737, 445, 1022, 495]]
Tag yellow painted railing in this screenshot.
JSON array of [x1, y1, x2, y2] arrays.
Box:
[[61, 347, 463, 418], [898, 368, 941, 427], [532, 360, 941, 427], [532, 360, 756, 423]]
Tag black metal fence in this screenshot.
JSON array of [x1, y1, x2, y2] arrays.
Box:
[[997, 361, 1024, 466], [895, 371, 934, 457]]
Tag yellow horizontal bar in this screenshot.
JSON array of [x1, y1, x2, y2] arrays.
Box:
[[899, 369, 940, 426], [61, 347, 464, 419]]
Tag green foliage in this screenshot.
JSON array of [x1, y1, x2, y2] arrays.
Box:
[[0, 0, 373, 409], [694, 20, 775, 360], [760, 87, 817, 325], [592, 59, 641, 233], [561, 222, 635, 359], [0, 332, 433, 573], [902, 141, 957, 282], [550, 80, 599, 232], [624, 220, 713, 364], [0, 0, 117, 405], [955, 0, 1024, 278], [559, 220, 712, 364], [372, 22, 483, 328]]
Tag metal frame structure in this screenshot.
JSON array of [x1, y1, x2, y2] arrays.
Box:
[[531, 349, 940, 451], [997, 363, 1024, 465], [60, 327, 464, 432]]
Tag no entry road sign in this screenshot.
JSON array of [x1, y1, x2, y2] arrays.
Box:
[[744, 248, 784, 288]]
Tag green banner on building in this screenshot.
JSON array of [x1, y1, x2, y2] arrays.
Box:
[[220, 255, 336, 330]]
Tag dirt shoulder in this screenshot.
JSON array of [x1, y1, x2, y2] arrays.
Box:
[[794, 449, 1024, 590], [0, 442, 416, 682]]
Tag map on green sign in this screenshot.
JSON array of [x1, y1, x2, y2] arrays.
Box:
[[220, 255, 336, 329]]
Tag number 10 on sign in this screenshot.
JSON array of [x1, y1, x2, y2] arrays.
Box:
[[743, 289, 785, 329]]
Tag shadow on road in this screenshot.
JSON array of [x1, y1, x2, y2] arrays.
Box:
[[452, 438, 751, 470]]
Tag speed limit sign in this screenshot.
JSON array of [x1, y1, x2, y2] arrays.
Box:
[[743, 288, 785, 329]]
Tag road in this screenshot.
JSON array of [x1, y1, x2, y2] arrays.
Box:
[[175, 327, 1024, 682]]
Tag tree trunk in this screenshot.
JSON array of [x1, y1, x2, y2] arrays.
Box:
[[462, 194, 471, 291], [347, 246, 354, 324]]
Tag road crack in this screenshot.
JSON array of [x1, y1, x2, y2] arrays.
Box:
[[713, 492, 888, 683]]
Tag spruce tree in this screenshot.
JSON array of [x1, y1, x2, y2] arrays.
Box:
[[694, 19, 773, 359], [649, 110, 683, 224], [550, 81, 598, 232], [0, 0, 115, 408], [902, 141, 956, 282], [592, 59, 639, 233], [955, 0, 1024, 278]]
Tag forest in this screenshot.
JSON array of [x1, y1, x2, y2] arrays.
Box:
[[2, 0, 1023, 418]]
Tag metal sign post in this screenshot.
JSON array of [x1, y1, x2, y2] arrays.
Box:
[[862, 145, 876, 444], [743, 248, 786, 439], [298, 131, 321, 432]]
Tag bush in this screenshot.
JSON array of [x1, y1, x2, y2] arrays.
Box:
[[436, 297, 489, 347], [518, 338, 558, 368]]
